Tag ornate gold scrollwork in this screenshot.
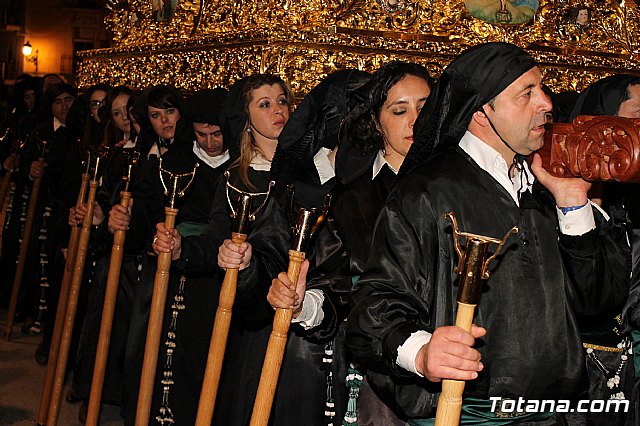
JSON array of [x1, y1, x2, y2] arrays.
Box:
[[81, 0, 640, 94]]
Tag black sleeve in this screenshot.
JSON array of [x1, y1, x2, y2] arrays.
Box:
[[177, 177, 232, 276], [561, 205, 631, 317], [346, 188, 437, 378]]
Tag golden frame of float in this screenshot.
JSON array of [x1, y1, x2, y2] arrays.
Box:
[[78, 0, 640, 95]]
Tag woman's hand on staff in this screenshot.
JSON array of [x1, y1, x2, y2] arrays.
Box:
[[108, 199, 133, 233], [71, 202, 105, 226], [152, 222, 182, 260], [415, 324, 486, 382], [68, 207, 78, 227], [217, 239, 252, 271], [267, 260, 309, 318], [29, 159, 46, 179]]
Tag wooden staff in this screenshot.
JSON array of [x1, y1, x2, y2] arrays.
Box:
[[36, 167, 90, 426], [0, 159, 14, 214], [46, 156, 103, 426], [0, 128, 14, 210], [195, 175, 274, 426], [5, 140, 48, 341], [86, 150, 139, 426], [434, 213, 517, 426], [136, 160, 198, 426], [249, 189, 331, 426]]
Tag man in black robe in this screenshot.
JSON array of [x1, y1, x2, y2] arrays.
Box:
[[345, 42, 630, 424]]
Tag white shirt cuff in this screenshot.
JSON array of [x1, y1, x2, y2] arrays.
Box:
[[313, 148, 336, 185], [557, 201, 596, 236], [291, 289, 325, 330], [396, 330, 432, 376]]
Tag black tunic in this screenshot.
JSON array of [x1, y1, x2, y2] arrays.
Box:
[[346, 146, 630, 419]]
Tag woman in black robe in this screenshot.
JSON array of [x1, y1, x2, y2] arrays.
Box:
[[150, 74, 293, 425], [213, 69, 372, 426], [267, 61, 432, 425]]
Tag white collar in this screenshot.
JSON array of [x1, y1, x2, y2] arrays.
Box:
[[148, 143, 160, 159], [372, 150, 398, 179], [458, 131, 534, 206], [123, 139, 136, 149], [192, 141, 230, 169], [249, 153, 272, 171], [53, 117, 64, 132], [313, 147, 336, 185]]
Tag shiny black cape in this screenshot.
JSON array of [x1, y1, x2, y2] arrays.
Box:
[[346, 146, 630, 418]]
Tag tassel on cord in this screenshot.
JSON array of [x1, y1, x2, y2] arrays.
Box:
[[342, 364, 364, 425], [155, 275, 187, 426], [324, 341, 335, 424], [3, 183, 15, 232], [32, 206, 52, 334]]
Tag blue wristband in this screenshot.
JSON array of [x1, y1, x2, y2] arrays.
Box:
[[560, 204, 587, 215]]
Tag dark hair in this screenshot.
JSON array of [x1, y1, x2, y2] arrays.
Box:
[[42, 83, 77, 116], [101, 86, 132, 150], [147, 85, 181, 111], [232, 74, 293, 189], [568, 6, 590, 25], [623, 81, 640, 103], [343, 61, 433, 155]]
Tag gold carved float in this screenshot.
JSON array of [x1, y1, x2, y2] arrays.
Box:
[[77, 0, 640, 95]]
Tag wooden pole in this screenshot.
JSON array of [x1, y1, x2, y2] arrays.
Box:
[[0, 162, 13, 213], [135, 207, 178, 426], [5, 158, 44, 341], [434, 302, 476, 426], [249, 249, 305, 426], [46, 179, 98, 426], [36, 172, 89, 425], [0, 180, 12, 255], [85, 191, 132, 426], [194, 231, 247, 426]]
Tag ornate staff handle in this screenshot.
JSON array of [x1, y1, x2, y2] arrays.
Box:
[[136, 161, 198, 426], [195, 172, 274, 426], [5, 138, 49, 341], [87, 149, 140, 426], [250, 188, 331, 426], [47, 154, 105, 426], [36, 157, 91, 425], [434, 212, 518, 426]]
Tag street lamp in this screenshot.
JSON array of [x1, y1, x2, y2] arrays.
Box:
[[23, 41, 38, 73]]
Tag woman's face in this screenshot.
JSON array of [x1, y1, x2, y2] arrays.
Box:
[[89, 89, 107, 123], [148, 104, 180, 139], [111, 93, 131, 134], [247, 84, 290, 146], [378, 74, 431, 163]]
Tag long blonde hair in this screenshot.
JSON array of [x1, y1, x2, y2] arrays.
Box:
[[231, 74, 293, 190]]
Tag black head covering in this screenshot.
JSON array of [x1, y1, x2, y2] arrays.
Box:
[[270, 69, 371, 184], [400, 42, 536, 177], [13, 76, 38, 114], [66, 93, 89, 143], [552, 91, 580, 123], [184, 88, 229, 126], [568, 74, 640, 121], [218, 77, 251, 161]]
